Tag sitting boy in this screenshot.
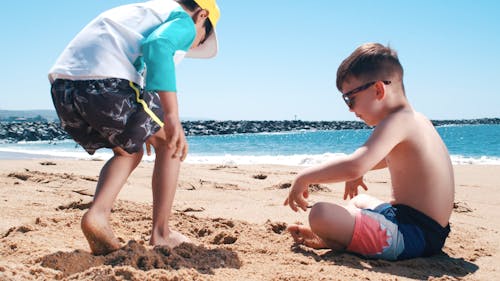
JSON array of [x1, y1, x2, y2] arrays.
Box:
[[284, 43, 454, 260]]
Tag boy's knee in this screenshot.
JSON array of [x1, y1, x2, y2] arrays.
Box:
[[309, 202, 334, 228], [309, 202, 327, 217], [309, 202, 356, 231]]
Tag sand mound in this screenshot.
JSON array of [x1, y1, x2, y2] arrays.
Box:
[[40, 240, 241, 277]]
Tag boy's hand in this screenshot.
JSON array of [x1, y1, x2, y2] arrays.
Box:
[[284, 178, 309, 212], [155, 90, 187, 161], [163, 114, 188, 161], [344, 176, 368, 200]]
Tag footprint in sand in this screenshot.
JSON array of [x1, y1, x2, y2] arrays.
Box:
[[1, 225, 35, 238], [57, 200, 92, 211], [252, 174, 268, 180], [7, 170, 96, 184], [176, 207, 205, 213], [212, 231, 238, 245], [265, 220, 287, 234], [453, 201, 473, 213], [267, 181, 331, 193]]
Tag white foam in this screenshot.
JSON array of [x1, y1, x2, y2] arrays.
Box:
[[0, 146, 112, 161], [180, 154, 500, 166], [1, 147, 499, 165], [450, 155, 500, 165], [180, 153, 347, 166]]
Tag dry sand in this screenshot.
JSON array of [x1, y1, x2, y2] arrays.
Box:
[[0, 159, 498, 280]]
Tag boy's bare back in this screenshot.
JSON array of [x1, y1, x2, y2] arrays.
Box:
[[370, 107, 454, 227]]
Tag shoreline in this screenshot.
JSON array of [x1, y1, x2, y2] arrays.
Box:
[[0, 150, 71, 160], [1, 159, 499, 280], [1, 150, 499, 165]]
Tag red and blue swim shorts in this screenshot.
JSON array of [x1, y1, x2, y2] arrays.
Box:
[[346, 203, 450, 260]]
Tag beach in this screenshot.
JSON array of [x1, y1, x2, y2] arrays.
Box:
[[0, 159, 499, 280]]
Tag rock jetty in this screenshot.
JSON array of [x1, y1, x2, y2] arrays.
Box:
[[0, 118, 499, 143], [0, 122, 68, 143]]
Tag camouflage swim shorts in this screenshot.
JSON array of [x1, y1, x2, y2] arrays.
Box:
[[50, 78, 164, 155]]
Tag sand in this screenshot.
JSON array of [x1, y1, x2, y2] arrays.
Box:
[[0, 159, 498, 280]]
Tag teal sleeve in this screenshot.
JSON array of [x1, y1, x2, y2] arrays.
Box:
[[142, 10, 196, 92]]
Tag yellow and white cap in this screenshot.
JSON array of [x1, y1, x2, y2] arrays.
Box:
[[187, 0, 220, 58]]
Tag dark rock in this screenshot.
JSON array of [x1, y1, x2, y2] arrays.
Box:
[[0, 118, 498, 143]]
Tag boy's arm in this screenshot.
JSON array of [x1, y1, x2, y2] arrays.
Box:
[[157, 90, 188, 160], [342, 158, 386, 199], [285, 112, 409, 211], [141, 12, 195, 159]]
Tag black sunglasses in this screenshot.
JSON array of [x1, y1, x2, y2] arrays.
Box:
[[342, 80, 391, 108]]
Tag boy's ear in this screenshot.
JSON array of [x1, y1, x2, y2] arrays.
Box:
[[375, 81, 386, 100], [194, 9, 209, 25]]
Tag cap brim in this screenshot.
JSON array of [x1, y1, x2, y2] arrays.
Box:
[[186, 31, 218, 59]]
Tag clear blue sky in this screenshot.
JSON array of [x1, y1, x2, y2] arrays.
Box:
[[1, 1, 499, 121]]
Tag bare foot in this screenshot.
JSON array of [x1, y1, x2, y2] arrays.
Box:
[[287, 224, 328, 249], [150, 229, 191, 248], [81, 211, 121, 255]]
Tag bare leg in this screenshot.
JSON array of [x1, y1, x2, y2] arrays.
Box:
[[288, 202, 358, 251], [290, 195, 386, 251], [81, 147, 143, 255], [148, 130, 190, 247]]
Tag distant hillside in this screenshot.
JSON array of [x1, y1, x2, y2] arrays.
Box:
[[0, 110, 58, 122]]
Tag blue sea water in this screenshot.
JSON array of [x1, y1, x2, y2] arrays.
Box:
[[0, 124, 499, 165]]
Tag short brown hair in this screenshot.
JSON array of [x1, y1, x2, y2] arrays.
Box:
[[336, 43, 404, 92]]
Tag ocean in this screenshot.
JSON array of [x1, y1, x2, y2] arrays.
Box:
[[0, 124, 499, 165]]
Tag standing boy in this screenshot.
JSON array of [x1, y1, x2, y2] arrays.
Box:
[[49, 0, 220, 255], [284, 43, 454, 260]]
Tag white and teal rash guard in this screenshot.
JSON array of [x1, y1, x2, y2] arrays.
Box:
[[48, 0, 196, 92]]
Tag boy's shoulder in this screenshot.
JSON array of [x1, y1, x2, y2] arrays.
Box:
[[377, 107, 418, 130], [368, 108, 428, 147]]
